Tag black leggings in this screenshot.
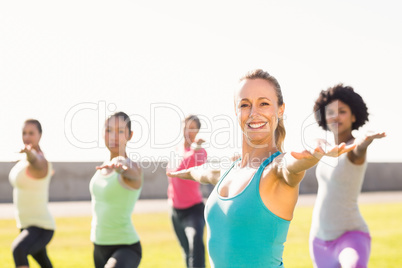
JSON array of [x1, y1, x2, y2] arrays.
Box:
[[171, 202, 206, 268], [12, 226, 54, 268], [94, 242, 142, 268]]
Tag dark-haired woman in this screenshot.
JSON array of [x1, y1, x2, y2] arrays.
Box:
[[168, 70, 355, 267], [89, 112, 143, 268], [9, 119, 55, 268], [167, 115, 208, 268], [310, 84, 385, 268]]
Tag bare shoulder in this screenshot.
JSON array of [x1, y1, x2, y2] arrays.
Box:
[[27, 153, 49, 178], [32, 152, 48, 169], [270, 153, 286, 176], [259, 153, 299, 219], [272, 153, 285, 166], [260, 153, 285, 182], [264, 152, 304, 187]]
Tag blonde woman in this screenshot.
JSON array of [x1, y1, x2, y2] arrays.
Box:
[[168, 69, 355, 267]]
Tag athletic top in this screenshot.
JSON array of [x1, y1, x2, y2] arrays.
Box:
[[310, 153, 369, 241], [167, 146, 207, 209], [205, 151, 290, 268], [9, 159, 55, 230], [89, 168, 142, 245]]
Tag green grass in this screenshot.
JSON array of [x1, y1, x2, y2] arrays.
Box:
[[1, 203, 401, 268], [283, 203, 402, 268]]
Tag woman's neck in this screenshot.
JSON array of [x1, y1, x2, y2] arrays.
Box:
[[241, 141, 278, 168], [110, 152, 127, 160], [334, 131, 354, 145]]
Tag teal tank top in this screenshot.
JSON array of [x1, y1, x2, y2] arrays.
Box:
[[205, 152, 290, 268], [89, 169, 142, 245]]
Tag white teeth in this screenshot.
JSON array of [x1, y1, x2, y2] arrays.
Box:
[[249, 122, 266, 129]]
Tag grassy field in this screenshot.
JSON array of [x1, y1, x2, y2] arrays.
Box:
[[1, 203, 401, 268]]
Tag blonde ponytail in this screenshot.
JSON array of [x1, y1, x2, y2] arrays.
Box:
[[275, 118, 286, 152]]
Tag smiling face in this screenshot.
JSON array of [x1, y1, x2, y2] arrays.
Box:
[[325, 100, 356, 136], [104, 116, 133, 156], [235, 78, 284, 147], [22, 123, 41, 147]]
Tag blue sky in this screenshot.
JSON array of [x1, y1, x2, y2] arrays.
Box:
[[1, 0, 400, 162]]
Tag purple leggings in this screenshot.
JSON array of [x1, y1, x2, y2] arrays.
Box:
[[310, 231, 371, 268]]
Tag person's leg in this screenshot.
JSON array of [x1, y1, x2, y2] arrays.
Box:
[[337, 231, 371, 268], [171, 207, 190, 266], [12, 226, 53, 268], [31, 248, 53, 268], [12, 228, 35, 267], [182, 203, 205, 268], [29, 229, 54, 268], [94, 244, 114, 268], [309, 238, 319, 268], [310, 236, 340, 268], [105, 242, 142, 268]]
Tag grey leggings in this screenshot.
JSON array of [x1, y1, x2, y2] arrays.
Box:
[[12, 226, 54, 268]]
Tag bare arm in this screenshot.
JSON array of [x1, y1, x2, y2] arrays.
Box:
[[191, 138, 206, 151], [279, 140, 356, 187], [96, 156, 143, 189], [349, 132, 386, 164], [21, 144, 48, 171], [167, 163, 221, 185]]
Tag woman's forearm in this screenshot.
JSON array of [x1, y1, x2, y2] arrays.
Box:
[[168, 163, 221, 185], [280, 153, 321, 187], [122, 167, 143, 181], [284, 153, 321, 175], [25, 150, 38, 164], [190, 165, 221, 185]]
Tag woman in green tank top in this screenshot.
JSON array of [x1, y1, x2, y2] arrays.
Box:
[[89, 112, 144, 268]]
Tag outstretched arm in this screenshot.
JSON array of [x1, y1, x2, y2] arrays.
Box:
[[278, 139, 356, 187], [167, 163, 221, 185], [97, 156, 143, 189], [20, 144, 47, 171], [349, 132, 386, 164]]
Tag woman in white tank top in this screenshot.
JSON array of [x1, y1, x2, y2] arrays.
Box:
[[9, 119, 55, 268], [310, 84, 386, 268]]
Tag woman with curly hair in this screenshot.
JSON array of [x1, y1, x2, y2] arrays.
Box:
[[310, 84, 386, 268]]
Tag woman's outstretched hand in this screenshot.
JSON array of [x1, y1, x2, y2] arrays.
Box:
[[290, 139, 356, 160], [195, 138, 205, 146], [358, 131, 386, 148], [96, 156, 128, 174], [19, 144, 34, 154]]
